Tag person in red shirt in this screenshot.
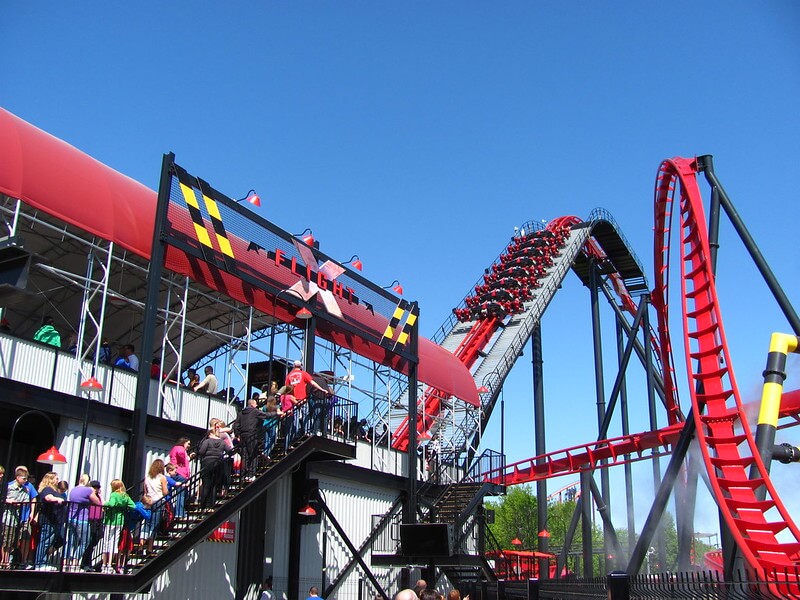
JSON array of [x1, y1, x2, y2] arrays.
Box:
[[285, 361, 326, 401], [285, 361, 328, 441]]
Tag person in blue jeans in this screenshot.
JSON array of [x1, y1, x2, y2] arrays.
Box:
[[261, 396, 284, 458], [34, 472, 66, 571], [165, 463, 187, 518], [65, 475, 101, 571]]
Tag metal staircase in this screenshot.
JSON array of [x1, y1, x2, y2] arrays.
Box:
[[426, 480, 501, 588], [0, 401, 357, 595]]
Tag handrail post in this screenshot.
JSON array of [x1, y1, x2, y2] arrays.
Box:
[[607, 571, 630, 600], [526, 578, 539, 600]]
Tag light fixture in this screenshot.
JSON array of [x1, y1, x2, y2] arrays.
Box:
[[294, 228, 315, 247], [418, 431, 431, 441], [343, 255, 363, 271], [2, 410, 68, 504], [298, 503, 317, 517], [477, 385, 489, 394], [107, 292, 129, 306], [383, 280, 403, 295], [296, 307, 313, 320], [80, 376, 104, 393], [37, 446, 68, 465], [236, 189, 261, 207], [511, 537, 522, 546]]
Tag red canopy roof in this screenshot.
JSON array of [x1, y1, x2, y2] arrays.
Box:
[[0, 107, 478, 407]]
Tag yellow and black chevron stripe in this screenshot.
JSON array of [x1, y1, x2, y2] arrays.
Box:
[[381, 299, 418, 349], [178, 179, 238, 273]]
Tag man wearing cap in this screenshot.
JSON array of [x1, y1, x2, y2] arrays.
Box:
[[285, 361, 327, 403], [285, 361, 328, 439]]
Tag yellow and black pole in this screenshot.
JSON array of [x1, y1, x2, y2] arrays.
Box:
[[751, 332, 800, 500]]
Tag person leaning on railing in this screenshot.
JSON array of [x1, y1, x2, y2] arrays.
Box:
[[80, 480, 104, 572], [33, 472, 66, 571], [33, 316, 61, 348], [101, 479, 135, 574], [3, 465, 38, 570], [65, 474, 100, 572]]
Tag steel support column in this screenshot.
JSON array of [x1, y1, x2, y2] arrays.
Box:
[[580, 468, 593, 578], [532, 325, 548, 577], [123, 152, 172, 486], [616, 319, 636, 560], [642, 294, 666, 569], [405, 301, 420, 524], [627, 411, 696, 574], [589, 262, 611, 571]]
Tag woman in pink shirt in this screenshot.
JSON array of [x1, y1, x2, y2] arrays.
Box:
[[169, 437, 194, 480]]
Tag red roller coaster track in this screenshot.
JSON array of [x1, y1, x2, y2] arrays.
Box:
[[654, 157, 800, 586], [444, 156, 800, 593]]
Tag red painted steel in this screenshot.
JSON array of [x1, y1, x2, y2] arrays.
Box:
[[655, 157, 800, 590], [481, 422, 684, 485], [479, 391, 800, 485], [392, 223, 573, 450], [0, 108, 478, 407]]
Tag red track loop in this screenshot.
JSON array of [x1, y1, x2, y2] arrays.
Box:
[[654, 157, 800, 589]]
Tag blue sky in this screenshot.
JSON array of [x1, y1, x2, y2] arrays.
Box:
[[3, 2, 799, 535]]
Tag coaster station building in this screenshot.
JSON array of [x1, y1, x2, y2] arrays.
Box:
[[0, 108, 498, 599]]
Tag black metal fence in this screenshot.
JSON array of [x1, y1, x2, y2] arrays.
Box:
[[451, 570, 798, 600], [0, 397, 360, 575]]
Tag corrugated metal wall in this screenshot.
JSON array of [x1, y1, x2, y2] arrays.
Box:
[[146, 519, 239, 600], [54, 419, 182, 493], [299, 472, 404, 599], [55, 419, 127, 494], [0, 331, 233, 426]]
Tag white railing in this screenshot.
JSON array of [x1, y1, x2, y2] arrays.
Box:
[[0, 332, 230, 430]]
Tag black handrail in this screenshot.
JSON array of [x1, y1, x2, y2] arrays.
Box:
[[0, 397, 359, 577]]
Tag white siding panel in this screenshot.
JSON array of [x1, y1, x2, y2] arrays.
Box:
[[0, 332, 232, 432], [70, 529, 239, 600], [8, 338, 57, 388], [54, 420, 177, 493], [0, 334, 12, 377], [108, 369, 137, 410], [51, 353, 83, 396], [55, 420, 127, 496], [350, 440, 407, 477], [299, 473, 403, 598]]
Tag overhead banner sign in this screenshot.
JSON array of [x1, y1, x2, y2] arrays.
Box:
[[162, 161, 415, 358]]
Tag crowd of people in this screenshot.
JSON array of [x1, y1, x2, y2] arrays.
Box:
[[0, 453, 200, 574], [394, 579, 468, 600], [0, 341, 379, 577], [28, 315, 142, 372]]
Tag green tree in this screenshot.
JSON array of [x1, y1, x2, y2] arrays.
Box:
[[486, 484, 717, 573], [485, 484, 539, 550]]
